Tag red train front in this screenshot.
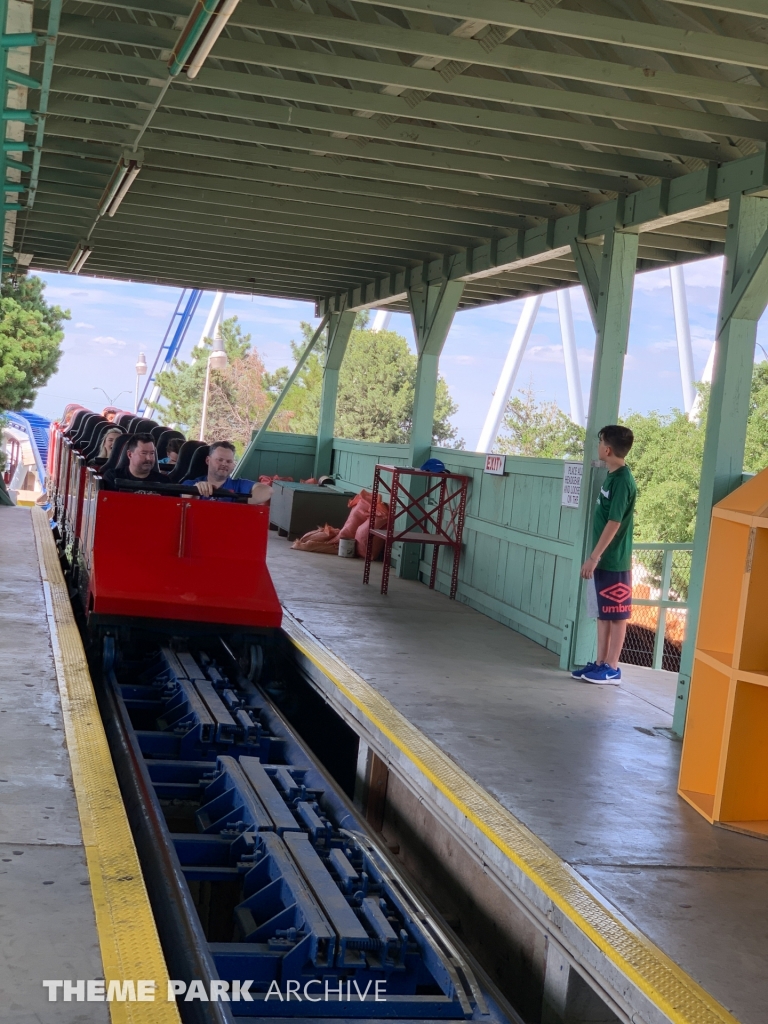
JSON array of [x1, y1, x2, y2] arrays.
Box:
[[46, 406, 282, 638]]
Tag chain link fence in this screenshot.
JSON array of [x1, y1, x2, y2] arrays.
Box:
[[620, 544, 693, 673]]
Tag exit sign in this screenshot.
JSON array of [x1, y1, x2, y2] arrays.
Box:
[[484, 454, 506, 475]]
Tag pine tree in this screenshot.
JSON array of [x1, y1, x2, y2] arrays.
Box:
[[0, 275, 69, 412]]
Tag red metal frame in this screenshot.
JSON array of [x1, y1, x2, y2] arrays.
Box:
[[87, 491, 282, 630], [363, 465, 469, 599]]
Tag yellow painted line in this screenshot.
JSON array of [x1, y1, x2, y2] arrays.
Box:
[[33, 509, 180, 1024], [283, 610, 738, 1024]]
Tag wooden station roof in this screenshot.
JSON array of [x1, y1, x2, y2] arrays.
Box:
[[13, 0, 768, 309]]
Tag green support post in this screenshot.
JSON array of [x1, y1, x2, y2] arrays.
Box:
[[396, 275, 464, 578], [0, 0, 9, 279], [560, 223, 639, 670], [651, 547, 674, 672], [407, 276, 464, 468], [314, 308, 356, 479], [673, 192, 768, 735]]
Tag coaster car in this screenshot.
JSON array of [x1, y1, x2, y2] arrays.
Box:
[[85, 481, 282, 634], [47, 408, 282, 637]]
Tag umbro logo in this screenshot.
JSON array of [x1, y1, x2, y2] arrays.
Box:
[[599, 582, 632, 603]]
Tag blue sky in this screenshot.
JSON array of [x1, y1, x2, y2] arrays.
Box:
[[32, 257, 768, 448]]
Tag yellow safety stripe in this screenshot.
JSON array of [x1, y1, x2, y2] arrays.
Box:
[[33, 510, 180, 1024], [282, 611, 738, 1024]]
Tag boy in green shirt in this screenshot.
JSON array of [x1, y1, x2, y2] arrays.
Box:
[[572, 424, 637, 684]]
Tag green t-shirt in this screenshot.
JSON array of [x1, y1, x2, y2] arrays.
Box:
[[592, 464, 637, 572]]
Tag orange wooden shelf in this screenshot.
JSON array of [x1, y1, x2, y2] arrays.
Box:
[[678, 465, 768, 836]]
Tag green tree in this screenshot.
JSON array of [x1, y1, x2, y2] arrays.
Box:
[[0, 276, 69, 412], [495, 381, 585, 459], [149, 316, 283, 449], [623, 407, 705, 543], [268, 315, 461, 447], [743, 361, 768, 474]]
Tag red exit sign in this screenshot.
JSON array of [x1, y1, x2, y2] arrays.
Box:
[[484, 454, 506, 475]]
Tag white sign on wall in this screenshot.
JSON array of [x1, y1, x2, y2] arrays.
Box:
[[561, 462, 583, 508], [484, 454, 506, 476]]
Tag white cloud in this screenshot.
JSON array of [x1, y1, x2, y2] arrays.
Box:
[[681, 257, 724, 290], [526, 344, 565, 363], [633, 267, 672, 292], [93, 335, 126, 347], [75, 321, 94, 328]]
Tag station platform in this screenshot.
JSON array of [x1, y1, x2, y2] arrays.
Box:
[[268, 535, 768, 1024], [0, 507, 177, 1022]]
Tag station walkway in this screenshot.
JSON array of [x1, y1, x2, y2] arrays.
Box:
[[0, 507, 176, 1022], [0, 507, 108, 1022], [268, 535, 768, 1024]]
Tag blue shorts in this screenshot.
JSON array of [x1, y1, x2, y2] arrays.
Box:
[[587, 569, 632, 621]]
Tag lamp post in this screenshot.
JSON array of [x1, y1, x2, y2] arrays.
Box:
[[134, 352, 147, 412], [199, 332, 227, 440]]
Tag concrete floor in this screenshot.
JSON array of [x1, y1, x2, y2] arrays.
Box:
[[268, 535, 768, 1024], [0, 508, 107, 1022]]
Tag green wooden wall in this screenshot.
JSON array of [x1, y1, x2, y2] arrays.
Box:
[[330, 440, 578, 654], [238, 431, 317, 481], [240, 433, 578, 655]]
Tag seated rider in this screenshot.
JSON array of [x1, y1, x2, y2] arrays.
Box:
[[183, 440, 272, 504], [97, 426, 122, 460], [102, 433, 165, 491], [159, 437, 183, 468]]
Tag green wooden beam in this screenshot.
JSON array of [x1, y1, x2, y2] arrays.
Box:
[[23, 205, 423, 273], [45, 97, 639, 196], [394, 270, 464, 577], [314, 309, 356, 479], [37, 144, 549, 223], [408, 272, 465, 469], [30, 183, 470, 253], [35, 168, 513, 243], [43, 116, 594, 209], [47, 62, 726, 165], [39, 157, 531, 231], [48, 46, 750, 161], [318, 154, 767, 315], [560, 222, 640, 671], [220, 9, 768, 118], [24, 216, 402, 278], [674, 192, 768, 736], [42, 125, 568, 215], [663, 0, 768, 15], [50, 13, 768, 139], [347, 0, 768, 70]]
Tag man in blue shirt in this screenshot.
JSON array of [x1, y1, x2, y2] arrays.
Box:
[[184, 441, 272, 504]]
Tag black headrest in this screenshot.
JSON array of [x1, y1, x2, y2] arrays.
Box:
[[71, 412, 99, 445], [77, 415, 108, 452], [185, 444, 211, 481], [166, 440, 206, 483], [114, 412, 136, 427], [157, 429, 186, 460], [129, 417, 157, 435], [99, 433, 132, 476], [150, 425, 166, 444], [64, 409, 92, 437]]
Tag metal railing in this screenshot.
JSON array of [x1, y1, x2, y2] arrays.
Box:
[[620, 543, 693, 673]]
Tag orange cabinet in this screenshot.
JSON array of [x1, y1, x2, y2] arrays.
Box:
[[678, 468, 768, 837]]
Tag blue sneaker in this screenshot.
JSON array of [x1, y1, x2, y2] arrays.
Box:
[[582, 663, 621, 684], [571, 661, 599, 679]]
